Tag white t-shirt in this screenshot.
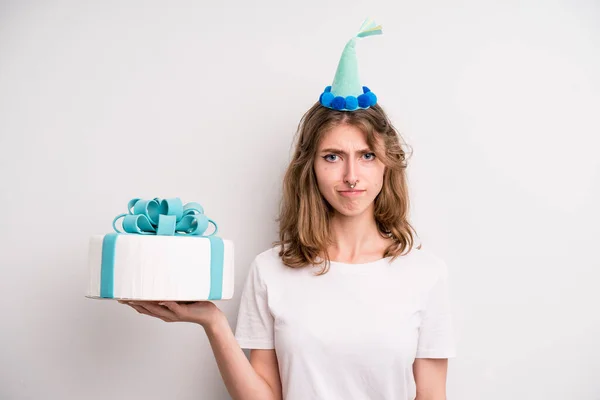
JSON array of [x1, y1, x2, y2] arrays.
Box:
[[234, 246, 456, 400]]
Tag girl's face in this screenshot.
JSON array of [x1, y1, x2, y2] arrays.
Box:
[[314, 123, 386, 218]]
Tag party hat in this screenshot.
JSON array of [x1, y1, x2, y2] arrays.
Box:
[[319, 18, 383, 111]]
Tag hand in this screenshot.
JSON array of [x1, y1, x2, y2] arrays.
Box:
[[119, 300, 222, 328]]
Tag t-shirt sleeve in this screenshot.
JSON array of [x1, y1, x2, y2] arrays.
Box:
[[234, 258, 275, 349], [415, 261, 457, 359]]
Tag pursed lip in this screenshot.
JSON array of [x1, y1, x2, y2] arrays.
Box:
[[338, 189, 366, 196]]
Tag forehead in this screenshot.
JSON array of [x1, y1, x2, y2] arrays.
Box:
[[318, 124, 369, 149]]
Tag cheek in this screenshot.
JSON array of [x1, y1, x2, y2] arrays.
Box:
[[315, 164, 339, 188], [367, 165, 385, 188]]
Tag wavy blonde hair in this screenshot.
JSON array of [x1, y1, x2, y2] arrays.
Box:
[[275, 102, 421, 275]]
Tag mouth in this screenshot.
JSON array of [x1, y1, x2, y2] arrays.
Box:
[[338, 189, 366, 197]]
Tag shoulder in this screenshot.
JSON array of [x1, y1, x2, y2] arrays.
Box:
[[394, 246, 450, 281], [253, 246, 283, 266], [249, 245, 293, 283], [251, 245, 318, 281]]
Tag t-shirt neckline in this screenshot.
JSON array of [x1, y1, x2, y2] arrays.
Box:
[[323, 256, 394, 273]]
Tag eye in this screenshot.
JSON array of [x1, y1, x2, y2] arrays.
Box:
[[362, 152, 376, 161], [323, 154, 339, 162]]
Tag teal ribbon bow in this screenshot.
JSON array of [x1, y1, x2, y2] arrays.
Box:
[[112, 197, 218, 236]]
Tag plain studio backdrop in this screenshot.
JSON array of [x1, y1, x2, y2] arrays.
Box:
[[1, 0, 599, 399]]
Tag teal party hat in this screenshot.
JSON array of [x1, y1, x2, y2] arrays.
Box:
[[319, 18, 383, 111]]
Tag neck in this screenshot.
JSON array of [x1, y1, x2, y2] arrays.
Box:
[[327, 205, 389, 263]]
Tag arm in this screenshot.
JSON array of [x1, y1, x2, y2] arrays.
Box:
[[205, 312, 283, 400], [125, 301, 282, 400], [249, 349, 283, 400], [413, 260, 456, 399], [205, 257, 282, 399], [413, 358, 448, 400]]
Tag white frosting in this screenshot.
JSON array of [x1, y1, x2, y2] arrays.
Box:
[[87, 234, 234, 300]]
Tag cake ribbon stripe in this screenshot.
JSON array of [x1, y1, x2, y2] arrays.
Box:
[[100, 233, 118, 298], [99, 197, 225, 300], [207, 236, 224, 300]]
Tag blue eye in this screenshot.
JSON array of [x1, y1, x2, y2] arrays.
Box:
[[323, 154, 339, 162], [363, 152, 376, 161]]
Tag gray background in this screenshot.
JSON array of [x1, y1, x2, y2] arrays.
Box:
[[1, 0, 599, 399]]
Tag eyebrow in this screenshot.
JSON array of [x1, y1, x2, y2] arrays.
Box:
[[320, 148, 373, 156]]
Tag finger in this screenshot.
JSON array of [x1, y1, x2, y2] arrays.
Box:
[[128, 304, 149, 315], [128, 302, 158, 316], [128, 304, 173, 323], [160, 301, 184, 316], [122, 301, 164, 317], [132, 302, 178, 322]]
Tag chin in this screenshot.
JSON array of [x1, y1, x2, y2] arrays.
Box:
[[331, 202, 371, 218]]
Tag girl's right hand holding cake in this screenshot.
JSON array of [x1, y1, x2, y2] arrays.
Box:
[[119, 300, 224, 329]]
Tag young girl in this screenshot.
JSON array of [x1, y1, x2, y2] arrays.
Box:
[[123, 20, 456, 400]]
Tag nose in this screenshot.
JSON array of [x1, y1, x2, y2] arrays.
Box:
[[344, 158, 358, 185]]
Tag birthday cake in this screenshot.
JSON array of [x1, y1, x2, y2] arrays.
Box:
[[86, 197, 234, 301]]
